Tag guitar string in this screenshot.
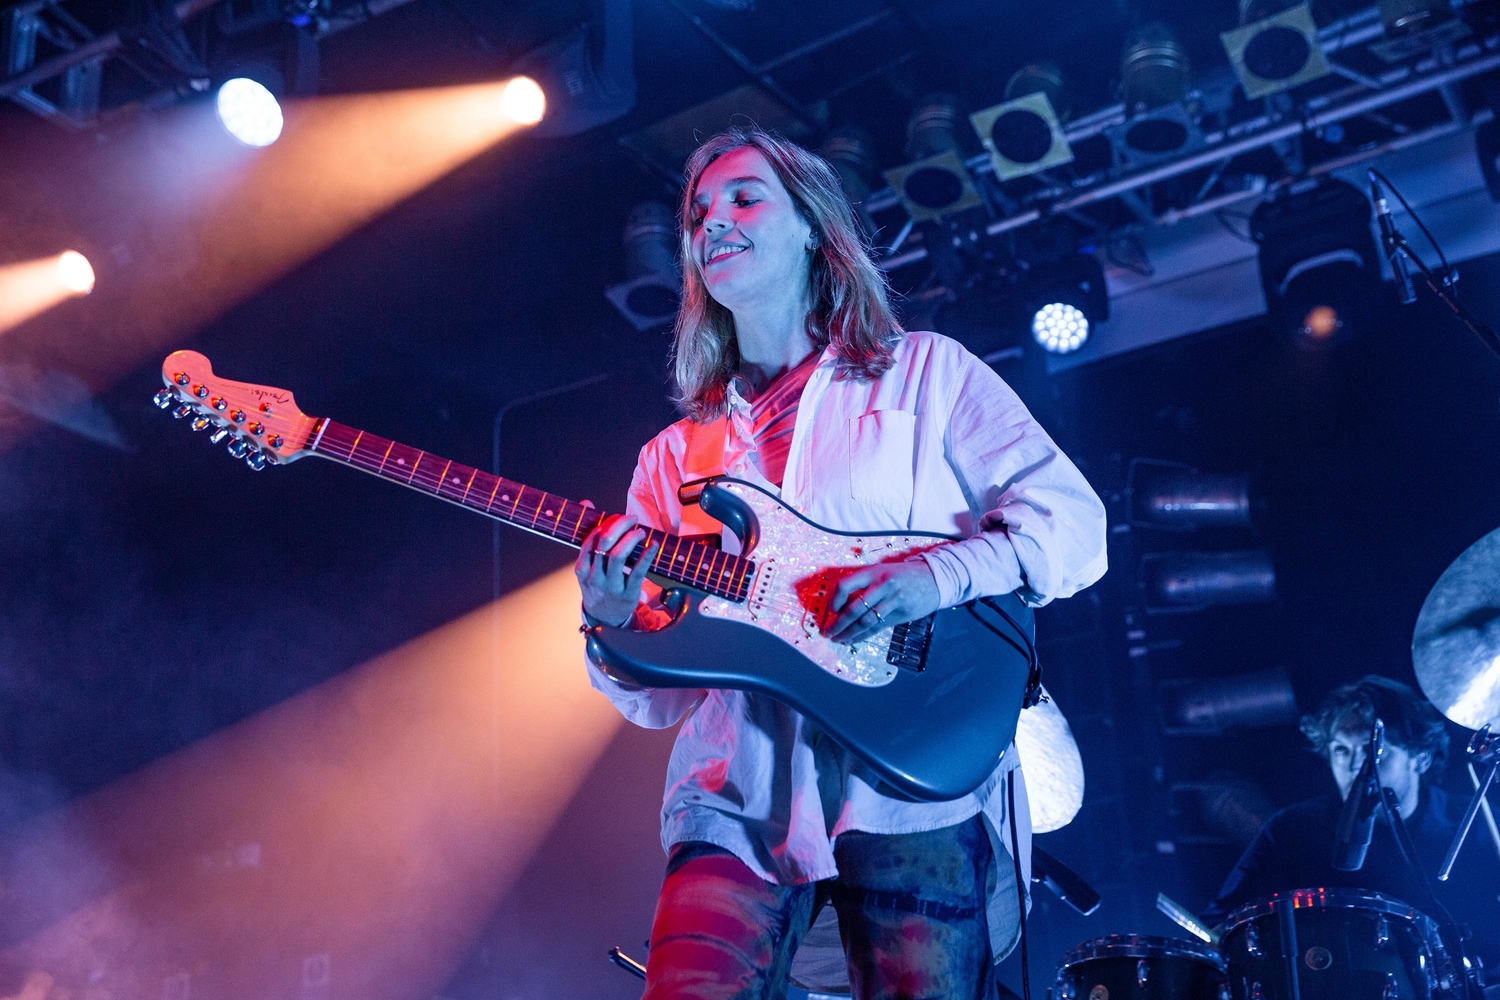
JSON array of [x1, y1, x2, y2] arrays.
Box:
[[315, 428, 897, 628], [315, 428, 756, 599]]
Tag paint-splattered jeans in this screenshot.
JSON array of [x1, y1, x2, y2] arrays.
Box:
[[641, 816, 996, 1000]]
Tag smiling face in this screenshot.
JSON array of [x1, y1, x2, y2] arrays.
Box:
[[689, 146, 816, 317]]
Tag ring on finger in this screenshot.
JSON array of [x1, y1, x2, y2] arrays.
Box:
[[856, 594, 885, 624]]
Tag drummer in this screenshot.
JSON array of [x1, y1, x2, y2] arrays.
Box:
[[1202, 675, 1500, 971]]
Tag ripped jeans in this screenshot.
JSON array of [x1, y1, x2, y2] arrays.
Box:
[[641, 816, 998, 1000]]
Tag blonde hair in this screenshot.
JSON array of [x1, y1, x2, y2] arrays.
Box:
[[672, 126, 903, 421]]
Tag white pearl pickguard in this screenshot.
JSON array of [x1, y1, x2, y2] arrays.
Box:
[[696, 481, 943, 688]]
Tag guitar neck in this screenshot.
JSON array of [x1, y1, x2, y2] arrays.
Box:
[[309, 419, 752, 601]]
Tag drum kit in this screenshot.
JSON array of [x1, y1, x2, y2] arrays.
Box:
[[614, 530, 1500, 1000], [1049, 526, 1500, 1000]]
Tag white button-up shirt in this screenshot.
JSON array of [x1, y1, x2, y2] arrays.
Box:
[[585, 330, 1107, 957]]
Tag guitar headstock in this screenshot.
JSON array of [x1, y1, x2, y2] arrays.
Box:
[[155, 350, 320, 470]]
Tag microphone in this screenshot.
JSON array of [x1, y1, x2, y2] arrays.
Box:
[[1333, 718, 1385, 871], [1370, 175, 1417, 305]]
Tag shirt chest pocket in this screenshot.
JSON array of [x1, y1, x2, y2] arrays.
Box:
[[846, 409, 916, 518]]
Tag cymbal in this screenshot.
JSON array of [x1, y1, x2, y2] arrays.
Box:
[[1413, 525, 1500, 731], [1017, 685, 1086, 834]]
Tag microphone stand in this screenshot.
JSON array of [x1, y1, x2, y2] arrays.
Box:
[[1438, 724, 1500, 881], [1333, 718, 1385, 871], [1368, 169, 1500, 360]]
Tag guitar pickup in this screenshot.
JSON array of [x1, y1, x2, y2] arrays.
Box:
[[886, 614, 934, 672]]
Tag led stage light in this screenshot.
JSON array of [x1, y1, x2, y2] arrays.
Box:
[[217, 77, 284, 147]]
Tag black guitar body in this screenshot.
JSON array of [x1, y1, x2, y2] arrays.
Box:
[[585, 478, 1037, 803]]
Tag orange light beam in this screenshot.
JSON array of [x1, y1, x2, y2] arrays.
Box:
[[0, 78, 541, 444], [0, 252, 94, 335], [0, 566, 622, 1000]]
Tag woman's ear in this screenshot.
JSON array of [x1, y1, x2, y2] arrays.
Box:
[[1414, 751, 1433, 775]]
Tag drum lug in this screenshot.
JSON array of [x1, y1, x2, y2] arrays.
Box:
[[1382, 971, 1400, 999], [1137, 959, 1149, 988], [1245, 922, 1262, 958], [1375, 914, 1390, 948]]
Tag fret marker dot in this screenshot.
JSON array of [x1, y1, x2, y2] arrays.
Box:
[[396, 458, 406, 466], [545, 509, 554, 517], [501, 494, 511, 501], [451, 476, 461, 484]]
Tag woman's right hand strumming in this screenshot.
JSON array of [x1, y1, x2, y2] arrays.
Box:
[[576, 513, 664, 628]]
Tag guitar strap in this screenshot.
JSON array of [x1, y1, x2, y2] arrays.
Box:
[[678, 414, 728, 537]]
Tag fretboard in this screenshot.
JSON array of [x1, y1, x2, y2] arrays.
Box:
[[309, 419, 753, 602]]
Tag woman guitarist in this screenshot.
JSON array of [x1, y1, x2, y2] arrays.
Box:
[[575, 126, 1108, 1000]]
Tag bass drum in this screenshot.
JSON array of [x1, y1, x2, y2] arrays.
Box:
[[1218, 888, 1464, 1000], [1051, 934, 1229, 1000]]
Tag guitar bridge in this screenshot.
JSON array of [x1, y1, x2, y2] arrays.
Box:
[[886, 614, 934, 671]]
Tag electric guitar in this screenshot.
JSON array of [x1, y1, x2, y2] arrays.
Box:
[[155, 350, 1039, 802]]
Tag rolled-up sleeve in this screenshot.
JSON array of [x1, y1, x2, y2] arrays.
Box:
[[582, 441, 707, 729], [919, 352, 1107, 607]]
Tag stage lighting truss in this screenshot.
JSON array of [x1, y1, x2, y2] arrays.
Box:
[[1220, 3, 1332, 100], [970, 92, 1074, 182], [882, 150, 984, 222]]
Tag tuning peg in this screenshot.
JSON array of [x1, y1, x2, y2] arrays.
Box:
[[190, 416, 214, 432], [245, 451, 268, 471], [153, 389, 175, 409], [172, 403, 194, 419], [209, 426, 231, 444], [226, 438, 250, 459]]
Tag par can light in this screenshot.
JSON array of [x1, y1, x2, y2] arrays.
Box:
[[216, 77, 283, 147]]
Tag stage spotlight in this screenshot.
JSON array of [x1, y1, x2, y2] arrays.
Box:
[[0, 251, 97, 334], [1221, 2, 1331, 99], [1141, 549, 1277, 610], [216, 77, 283, 147], [56, 251, 95, 295], [500, 76, 546, 125], [883, 93, 983, 221], [1127, 459, 1255, 530], [1251, 178, 1379, 347], [605, 201, 681, 331], [1160, 668, 1298, 734], [1024, 251, 1109, 355]]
